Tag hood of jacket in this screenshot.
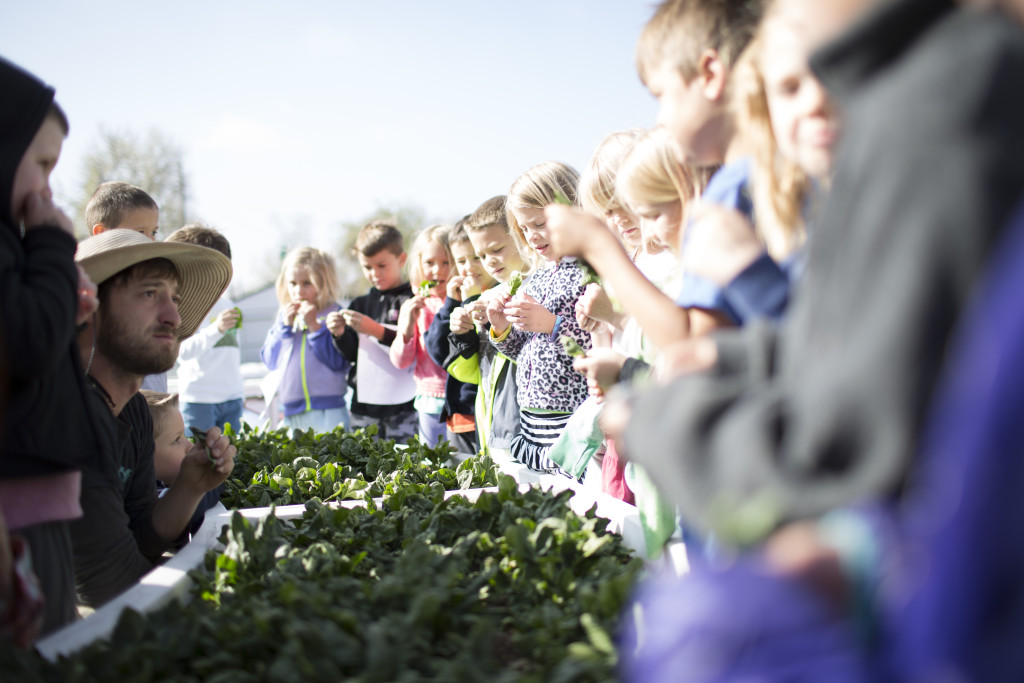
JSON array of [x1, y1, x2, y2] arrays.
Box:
[[0, 57, 57, 231]]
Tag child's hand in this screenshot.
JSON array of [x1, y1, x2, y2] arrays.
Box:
[[449, 306, 475, 335], [76, 265, 99, 326], [503, 293, 556, 335], [283, 302, 301, 328], [326, 311, 346, 337], [464, 299, 489, 328], [485, 292, 512, 335], [341, 309, 383, 339], [397, 295, 425, 341], [682, 206, 763, 286], [575, 283, 624, 330], [214, 307, 241, 333], [22, 191, 74, 236], [656, 336, 719, 380], [572, 348, 628, 402], [179, 427, 236, 492], [446, 276, 465, 302], [298, 301, 320, 332], [544, 204, 613, 261]]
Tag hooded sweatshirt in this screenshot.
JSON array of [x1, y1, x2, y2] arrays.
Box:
[[0, 57, 103, 529]]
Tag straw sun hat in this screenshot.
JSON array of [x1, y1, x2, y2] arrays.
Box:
[[75, 229, 233, 340]]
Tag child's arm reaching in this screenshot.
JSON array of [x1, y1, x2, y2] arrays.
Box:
[[390, 295, 425, 369], [545, 205, 691, 352]]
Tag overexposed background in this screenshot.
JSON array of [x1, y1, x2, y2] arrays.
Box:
[[4, 1, 659, 294]]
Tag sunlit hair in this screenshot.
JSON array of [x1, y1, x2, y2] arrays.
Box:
[[636, 0, 765, 85], [85, 181, 158, 233], [465, 195, 509, 234], [579, 129, 645, 218], [142, 390, 179, 437], [354, 219, 404, 258], [731, 6, 811, 260], [506, 161, 579, 264], [616, 127, 714, 231], [407, 224, 452, 288], [448, 215, 472, 247], [165, 223, 232, 259], [275, 246, 341, 311]]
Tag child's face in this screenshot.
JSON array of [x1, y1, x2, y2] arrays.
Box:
[[633, 199, 684, 255], [467, 224, 526, 283], [357, 249, 406, 291], [760, 16, 839, 181], [419, 240, 451, 286], [606, 208, 643, 251], [153, 410, 189, 485], [646, 59, 725, 167], [10, 116, 64, 225], [451, 239, 496, 288], [511, 206, 561, 262], [109, 206, 160, 241], [286, 265, 319, 305]]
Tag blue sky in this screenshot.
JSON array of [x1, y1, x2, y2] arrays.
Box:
[[4, 1, 659, 291]]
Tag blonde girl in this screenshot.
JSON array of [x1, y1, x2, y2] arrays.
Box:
[[390, 224, 452, 446], [486, 161, 592, 473], [260, 247, 350, 433], [732, 0, 839, 262]]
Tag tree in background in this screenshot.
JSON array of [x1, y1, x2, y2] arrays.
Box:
[[72, 127, 188, 238]]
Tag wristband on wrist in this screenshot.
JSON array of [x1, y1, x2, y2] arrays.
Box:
[[549, 314, 563, 341]]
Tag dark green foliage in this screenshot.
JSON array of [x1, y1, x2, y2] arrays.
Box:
[[4, 479, 643, 682], [221, 423, 500, 509]]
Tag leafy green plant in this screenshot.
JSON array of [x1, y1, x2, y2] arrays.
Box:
[[221, 423, 500, 509], [4, 478, 643, 682]]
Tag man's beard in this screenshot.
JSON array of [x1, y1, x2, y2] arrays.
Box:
[[97, 311, 180, 377]]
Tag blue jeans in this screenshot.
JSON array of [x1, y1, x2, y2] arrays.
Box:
[[283, 406, 350, 434], [181, 398, 244, 433], [418, 411, 447, 448]]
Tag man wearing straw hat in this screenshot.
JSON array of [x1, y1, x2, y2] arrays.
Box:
[[69, 228, 236, 608]]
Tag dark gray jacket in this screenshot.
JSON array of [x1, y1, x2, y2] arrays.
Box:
[[624, 0, 1024, 542]]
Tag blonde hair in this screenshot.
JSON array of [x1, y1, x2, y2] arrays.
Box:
[[275, 246, 341, 311], [636, 0, 765, 85], [731, 8, 810, 260], [616, 127, 713, 221], [142, 390, 179, 437], [579, 129, 645, 218], [407, 224, 452, 288], [506, 161, 580, 263]]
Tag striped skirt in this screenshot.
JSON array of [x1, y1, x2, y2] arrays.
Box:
[[510, 410, 571, 474]]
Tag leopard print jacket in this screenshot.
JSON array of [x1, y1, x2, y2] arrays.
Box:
[[491, 258, 591, 413]]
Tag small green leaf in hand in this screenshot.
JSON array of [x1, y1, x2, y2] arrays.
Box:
[[507, 270, 524, 296], [190, 426, 218, 470], [560, 335, 585, 357], [233, 307, 243, 329], [419, 280, 439, 295]]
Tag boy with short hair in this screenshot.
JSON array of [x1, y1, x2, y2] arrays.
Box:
[[84, 181, 160, 240], [85, 182, 168, 392], [443, 196, 529, 458], [164, 224, 245, 434], [423, 217, 498, 455], [326, 220, 417, 441]]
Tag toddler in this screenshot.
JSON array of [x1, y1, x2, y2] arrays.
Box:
[[142, 391, 221, 546]]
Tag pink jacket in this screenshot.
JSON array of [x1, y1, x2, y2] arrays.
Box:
[[390, 295, 446, 399]]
